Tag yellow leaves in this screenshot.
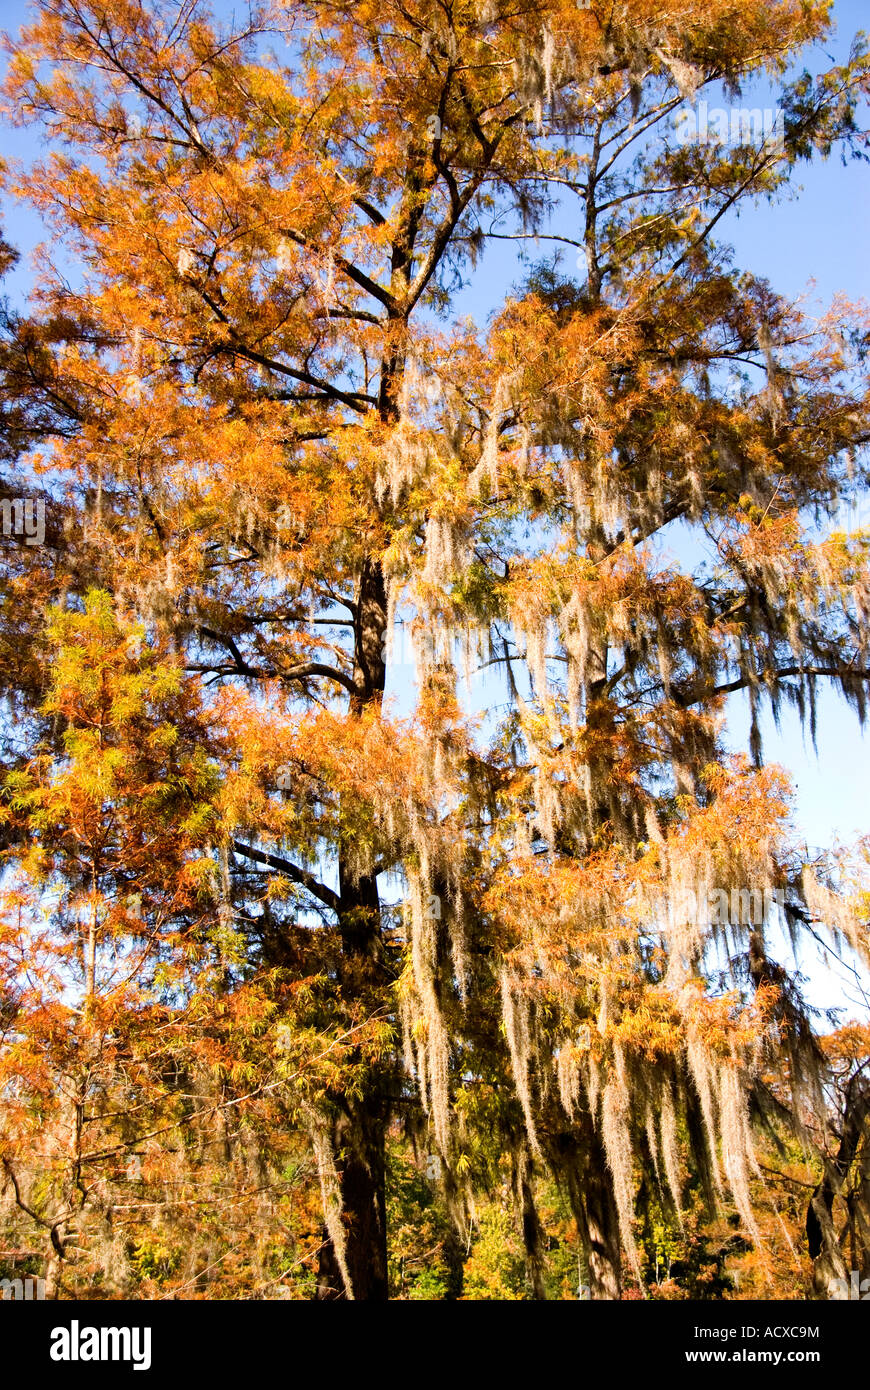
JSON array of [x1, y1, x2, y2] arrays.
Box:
[[264, 874, 294, 903], [677, 979, 765, 1058], [609, 992, 683, 1061], [822, 1021, 870, 1065], [394, 954, 416, 1005], [669, 756, 793, 854], [130, 1236, 181, 1284]]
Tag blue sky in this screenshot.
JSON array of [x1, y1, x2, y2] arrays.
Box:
[[0, 0, 867, 1012]]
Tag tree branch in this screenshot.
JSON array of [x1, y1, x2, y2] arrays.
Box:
[[231, 841, 341, 915]]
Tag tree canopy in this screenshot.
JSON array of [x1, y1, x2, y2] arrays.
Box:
[[0, 0, 869, 1300]]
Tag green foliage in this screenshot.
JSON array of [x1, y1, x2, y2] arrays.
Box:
[[386, 1143, 458, 1300], [461, 1204, 527, 1301], [129, 1235, 182, 1283]]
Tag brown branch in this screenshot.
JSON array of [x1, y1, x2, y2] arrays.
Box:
[[232, 841, 340, 914]]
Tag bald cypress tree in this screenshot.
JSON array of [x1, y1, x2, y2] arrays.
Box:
[[2, 0, 869, 1298]]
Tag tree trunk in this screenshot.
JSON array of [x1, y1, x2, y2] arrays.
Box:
[[315, 1093, 389, 1300], [315, 557, 391, 1300], [514, 1150, 547, 1299], [548, 1127, 622, 1300], [584, 1151, 622, 1300], [806, 1070, 870, 1299]]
